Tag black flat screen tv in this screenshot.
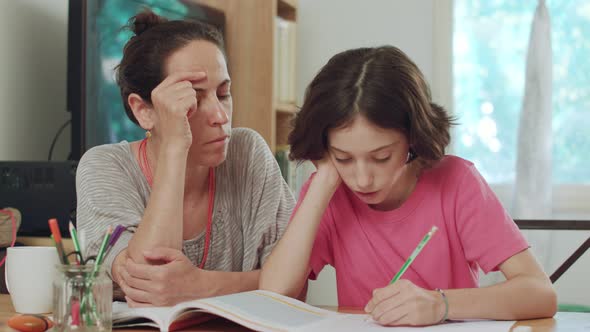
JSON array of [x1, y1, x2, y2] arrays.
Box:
[[67, 0, 225, 160]]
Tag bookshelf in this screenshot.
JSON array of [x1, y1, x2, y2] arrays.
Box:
[[194, 0, 298, 152], [276, 102, 299, 115]]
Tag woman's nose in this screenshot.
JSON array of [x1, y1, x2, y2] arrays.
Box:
[[205, 98, 229, 126]]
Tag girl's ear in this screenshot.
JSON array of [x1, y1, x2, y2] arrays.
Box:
[[406, 147, 417, 164], [128, 93, 156, 130]]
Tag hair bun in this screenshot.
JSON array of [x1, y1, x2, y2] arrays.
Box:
[[131, 9, 168, 36]]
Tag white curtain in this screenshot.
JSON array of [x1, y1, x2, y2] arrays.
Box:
[[512, 0, 553, 269], [513, 0, 553, 219], [482, 0, 553, 287]]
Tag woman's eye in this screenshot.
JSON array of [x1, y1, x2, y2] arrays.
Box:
[[335, 157, 352, 163], [218, 94, 231, 100], [374, 156, 391, 163], [195, 91, 207, 102]]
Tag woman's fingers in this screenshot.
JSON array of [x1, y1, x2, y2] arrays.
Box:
[[152, 87, 197, 118], [125, 295, 152, 308], [157, 71, 206, 90]]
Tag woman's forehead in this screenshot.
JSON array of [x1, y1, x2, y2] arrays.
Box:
[[165, 40, 228, 81]]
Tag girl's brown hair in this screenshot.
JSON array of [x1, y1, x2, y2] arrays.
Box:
[[116, 9, 225, 125], [289, 46, 455, 167]]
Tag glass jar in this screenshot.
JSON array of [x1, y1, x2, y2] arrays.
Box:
[[53, 264, 112, 332]]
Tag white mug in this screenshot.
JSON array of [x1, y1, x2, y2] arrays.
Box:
[[5, 246, 60, 313]]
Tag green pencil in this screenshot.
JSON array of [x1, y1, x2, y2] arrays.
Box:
[[85, 225, 112, 325], [390, 226, 438, 284], [93, 225, 113, 274], [69, 222, 82, 264]]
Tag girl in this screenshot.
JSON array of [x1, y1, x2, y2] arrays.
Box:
[[259, 46, 556, 326]]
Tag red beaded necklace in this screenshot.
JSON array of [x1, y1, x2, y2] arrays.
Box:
[[137, 138, 215, 269]]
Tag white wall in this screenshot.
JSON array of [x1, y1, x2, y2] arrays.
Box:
[[296, 0, 435, 109], [296, 0, 438, 306], [0, 0, 70, 161]]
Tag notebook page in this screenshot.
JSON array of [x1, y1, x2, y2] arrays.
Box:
[[194, 290, 343, 332], [299, 314, 516, 332], [113, 301, 211, 331], [112, 301, 168, 327]]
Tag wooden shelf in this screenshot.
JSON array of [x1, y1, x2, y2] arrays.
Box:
[[279, 0, 297, 9], [276, 111, 294, 146], [276, 102, 299, 114], [278, 0, 297, 21]]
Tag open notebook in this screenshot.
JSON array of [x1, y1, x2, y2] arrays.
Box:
[[113, 290, 343, 331], [113, 290, 515, 332]]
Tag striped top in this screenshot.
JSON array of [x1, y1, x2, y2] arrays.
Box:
[[76, 128, 295, 279]]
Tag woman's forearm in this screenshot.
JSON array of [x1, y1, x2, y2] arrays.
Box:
[[128, 147, 188, 262], [259, 174, 337, 298], [445, 275, 557, 320]]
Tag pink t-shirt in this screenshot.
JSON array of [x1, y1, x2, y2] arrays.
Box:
[[296, 156, 528, 307]]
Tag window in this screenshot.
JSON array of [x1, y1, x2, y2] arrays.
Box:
[[453, 0, 590, 188]]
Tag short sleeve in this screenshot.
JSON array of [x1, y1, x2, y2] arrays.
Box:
[[233, 129, 295, 269], [455, 164, 529, 273], [76, 145, 144, 278], [291, 176, 335, 280]]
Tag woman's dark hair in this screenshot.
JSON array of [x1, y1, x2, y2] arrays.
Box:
[[289, 46, 455, 167], [116, 9, 225, 124]]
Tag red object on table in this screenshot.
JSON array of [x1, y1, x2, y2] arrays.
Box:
[[7, 314, 54, 332]]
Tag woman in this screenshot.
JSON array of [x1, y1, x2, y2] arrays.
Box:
[[260, 46, 557, 326], [76, 10, 294, 307]]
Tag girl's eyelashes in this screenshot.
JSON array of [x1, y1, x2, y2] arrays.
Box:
[[334, 157, 352, 163], [334, 155, 391, 164], [218, 94, 231, 100], [374, 155, 391, 163]]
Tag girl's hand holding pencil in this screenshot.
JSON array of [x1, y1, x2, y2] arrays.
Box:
[[364, 279, 447, 326], [364, 226, 445, 326]]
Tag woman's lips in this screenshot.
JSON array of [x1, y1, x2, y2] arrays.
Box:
[[206, 135, 229, 145]]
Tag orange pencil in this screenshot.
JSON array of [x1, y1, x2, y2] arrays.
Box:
[[48, 218, 69, 265]]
